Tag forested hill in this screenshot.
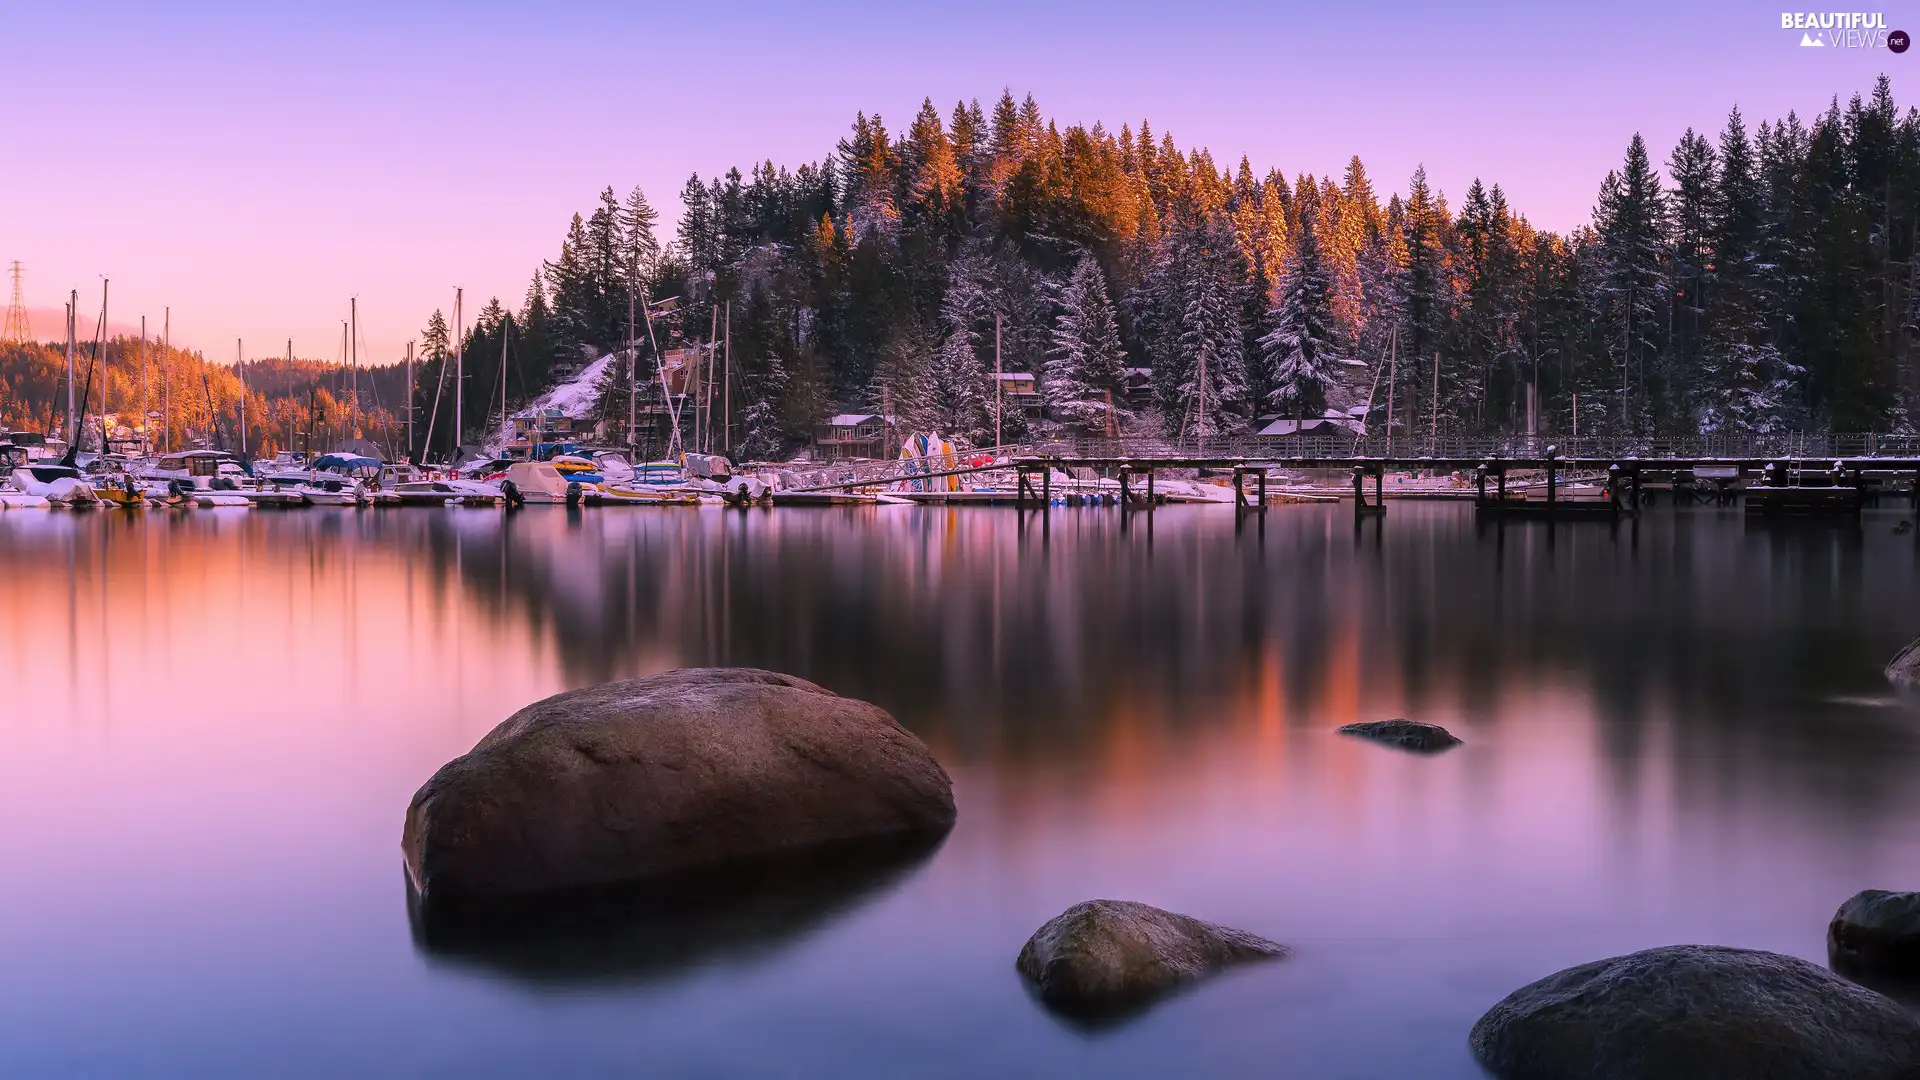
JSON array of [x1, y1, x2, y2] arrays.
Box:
[[421, 77, 1909, 454], [0, 341, 409, 457]]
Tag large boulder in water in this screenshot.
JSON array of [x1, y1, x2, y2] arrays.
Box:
[[1886, 637, 1920, 690], [1831, 890, 1920, 975], [1015, 900, 1287, 1017], [402, 668, 955, 910], [1469, 945, 1920, 1080], [1337, 718, 1462, 752]]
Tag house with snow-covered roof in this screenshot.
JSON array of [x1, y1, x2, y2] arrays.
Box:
[[811, 414, 892, 460]]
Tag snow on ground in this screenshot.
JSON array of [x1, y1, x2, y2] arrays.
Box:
[[486, 352, 615, 453]]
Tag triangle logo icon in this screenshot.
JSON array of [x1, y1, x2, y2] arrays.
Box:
[[1801, 32, 1825, 46]]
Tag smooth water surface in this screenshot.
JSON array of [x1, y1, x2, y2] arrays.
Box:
[[3, 503, 1918, 1078]]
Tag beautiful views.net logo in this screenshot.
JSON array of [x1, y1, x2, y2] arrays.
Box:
[[1780, 12, 1908, 49]]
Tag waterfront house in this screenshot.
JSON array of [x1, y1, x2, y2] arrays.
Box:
[[813, 414, 889, 460]]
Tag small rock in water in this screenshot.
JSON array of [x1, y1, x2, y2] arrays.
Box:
[[1886, 636, 1920, 690], [1336, 718, 1462, 752], [1831, 890, 1920, 975], [1015, 900, 1287, 1018], [1469, 944, 1920, 1080], [403, 668, 955, 912]]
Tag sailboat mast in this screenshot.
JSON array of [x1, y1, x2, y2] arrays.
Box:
[[162, 308, 171, 452], [627, 288, 637, 455], [140, 315, 148, 449], [236, 338, 248, 460], [705, 305, 717, 453], [405, 341, 414, 462], [287, 339, 295, 452], [723, 301, 730, 455], [350, 297, 359, 440], [639, 298, 678, 458], [64, 291, 75, 445], [453, 287, 463, 460], [99, 280, 109, 454]]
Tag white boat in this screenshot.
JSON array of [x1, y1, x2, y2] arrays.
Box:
[[502, 461, 580, 505], [296, 479, 369, 506], [0, 491, 50, 509], [391, 478, 501, 507], [133, 450, 252, 490], [7, 463, 100, 507]]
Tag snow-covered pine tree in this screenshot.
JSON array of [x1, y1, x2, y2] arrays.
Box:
[[737, 353, 789, 460], [1165, 218, 1248, 438], [919, 252, 994, 442], [1045, 253, 1129, 433], [1259, 204, 1344, 424], [1592, 134, 1669, 432], [1697, 108, 1800, 432]]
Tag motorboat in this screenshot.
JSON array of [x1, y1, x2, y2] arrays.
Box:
[[502, 461, 582, 505], [7, 462, 101, 507], [133, 450, 252, 491], [391, 479, 502, 507], [295, 477, 369, 506], [588, 484, 704, 507]]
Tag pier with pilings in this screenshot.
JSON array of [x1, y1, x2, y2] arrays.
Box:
[[997, 447, 1920, 519]]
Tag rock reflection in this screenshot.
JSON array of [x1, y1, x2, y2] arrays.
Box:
[[406, 834, 944, 987]]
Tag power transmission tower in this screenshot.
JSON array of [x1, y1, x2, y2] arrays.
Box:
[[2, 262, 30, 344]]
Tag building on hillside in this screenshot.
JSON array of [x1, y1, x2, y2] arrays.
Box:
[[508, 407, 579, 458], [812, 414, 889, 460], [1255, 408, 1367, 438], [994, 372, 1043, 419]]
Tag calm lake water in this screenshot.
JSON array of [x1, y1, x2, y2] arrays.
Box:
[[2, 503, 1918, 1078]]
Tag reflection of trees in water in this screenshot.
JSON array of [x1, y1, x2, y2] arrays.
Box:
[[13, 505, 1911, 815], [381, 506, 1920, 778]]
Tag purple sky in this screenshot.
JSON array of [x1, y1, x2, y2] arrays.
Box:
[[5, 1, 1909, 362]]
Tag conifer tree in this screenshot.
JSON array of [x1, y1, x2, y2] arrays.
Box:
[[1592, 134, 1669, 431], [1259, 205, 1344, 423], [1045, 254, 1128, 432], [621, 185, 661, 293], [737, 353, 789, 460], [1665, 129, 1716, 423]]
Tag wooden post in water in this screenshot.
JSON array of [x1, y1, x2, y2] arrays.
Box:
[[1041, 464, 1052, 509], [1256, 468, 1267, 509], [1118, 465, 1131, 508], [1146, 468, 1155, 508]]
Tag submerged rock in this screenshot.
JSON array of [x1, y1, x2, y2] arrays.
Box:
[[408, 831, 940, 986], [1886, 637, 1920, 689], [1336, 718, 1462, 752], [1831, 890, 1920, 975], [1015, 900, 1287, 1017], [1469, 945, 1920, 1080], [402, 668, 955, 911]]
